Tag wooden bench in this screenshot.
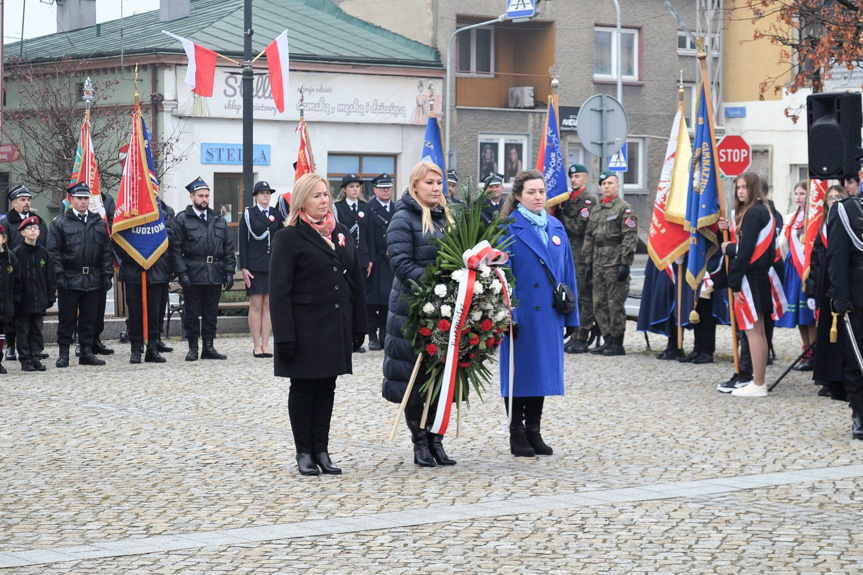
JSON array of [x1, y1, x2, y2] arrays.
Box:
[[165, 270, 248, 336]]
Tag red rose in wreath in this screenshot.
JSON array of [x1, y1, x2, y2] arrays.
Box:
[[426, 343, 439, 355], [458, 361, 471, 368], [469, 335, 480, 346], [438, 319, 451, 331], [486, 337, 496, 348], [479, 319, 493, 332], [419, 327, 432, 337]]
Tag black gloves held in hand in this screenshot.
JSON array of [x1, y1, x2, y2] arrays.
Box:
[[278, 342, 295, 363], [103, 276, 113, 292], [224, 274, 234, 291], [179, 274, 191, 293], [616, 264, 630, 283], [833, 297, 855, 315], [353, 333, 365, 352]]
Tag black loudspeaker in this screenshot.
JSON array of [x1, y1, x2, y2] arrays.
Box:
[[807, 92, 862, 178]]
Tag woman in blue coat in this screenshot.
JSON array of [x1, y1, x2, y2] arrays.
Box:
[[500, 169, 579, 457]]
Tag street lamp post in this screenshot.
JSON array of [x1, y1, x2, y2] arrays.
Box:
[[242, 0, 254, 211]]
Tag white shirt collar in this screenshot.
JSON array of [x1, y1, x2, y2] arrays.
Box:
[[194, 207, 206, 219]]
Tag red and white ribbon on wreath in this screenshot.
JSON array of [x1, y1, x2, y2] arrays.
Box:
[[430, 241, 512, 435]]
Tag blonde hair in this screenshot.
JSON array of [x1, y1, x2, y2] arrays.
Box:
[[286, 173, 331, 227], [408, 161, 451, 234]]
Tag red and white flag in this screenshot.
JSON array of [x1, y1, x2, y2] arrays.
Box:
[[163, 31, 217, 97], [295, 119, 314, 181], [265, 30, 290, 113], [802, 178, 826, 282]]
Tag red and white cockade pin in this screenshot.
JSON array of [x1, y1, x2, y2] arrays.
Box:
[[358, 211, 365, 218], [552, 235, 561, 245], [269, 215, 275, 222], [338, 233, 346, 246]]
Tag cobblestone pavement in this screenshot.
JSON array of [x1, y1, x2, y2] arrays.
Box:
[[2, 324, 862, 573]]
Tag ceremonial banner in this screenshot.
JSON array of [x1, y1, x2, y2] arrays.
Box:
[[294, 118, 314, 182], [536, 97, 568, 198], [163, 31, 218, 97], [684, 83, 721, 289], [112, 105, 168, 269], [647, 104, 691, 271], [265, 30, 290, 113], [802, 178, 827, 282], [421, 115, 448, 197], [68, 117, 105, 218]]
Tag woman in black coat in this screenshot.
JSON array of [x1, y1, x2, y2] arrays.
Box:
[[239, 181, 283, 358], [382, 161, 455, 468], [269, 174, 368, 476]]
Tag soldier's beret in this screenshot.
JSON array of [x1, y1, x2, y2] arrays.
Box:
[[186, 177, 210, 194], [598, 171, 617, 185], [568, 164, 588, 176]]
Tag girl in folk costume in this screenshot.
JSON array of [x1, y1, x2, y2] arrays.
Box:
[[808, 185, 849, 401], [719, 172, 779, 398], [777, 182, 817, 370]]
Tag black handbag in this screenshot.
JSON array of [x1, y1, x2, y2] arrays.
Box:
[[538, 257, 576, 315]]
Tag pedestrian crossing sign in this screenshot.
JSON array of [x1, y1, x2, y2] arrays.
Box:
[[608, 143, 628, 172], [506, 0, 535, 20]]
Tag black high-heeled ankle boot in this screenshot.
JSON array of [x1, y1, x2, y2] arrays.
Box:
[[296, 452, 320, 475], [428, 433, 456, 465], [314, 452, 342, 474]]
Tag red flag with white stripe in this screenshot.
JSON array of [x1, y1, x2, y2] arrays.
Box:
[[266, 30, 290, 113], [162, 31, 217, 97], [295, 118, 314, 182]]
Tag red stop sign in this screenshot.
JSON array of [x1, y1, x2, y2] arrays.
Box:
[[717, 135, 751, 177]]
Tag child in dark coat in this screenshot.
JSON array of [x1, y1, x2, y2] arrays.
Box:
[[12, 216, 55, 371], [0, 224, 18, 374]]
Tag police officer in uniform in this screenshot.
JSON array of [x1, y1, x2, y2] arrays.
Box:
[[482, 172, 505, 223], [446, 170, 463, 204], [583, 171, 638, 356], [365, 173, 396, 350], [826, 194, 863, 439], [0, 185, 48, 362], [47, 182, 113, 367], [559, 164, 597, 353], [334, 173, 374, 352], [171, 177, 237, 361]]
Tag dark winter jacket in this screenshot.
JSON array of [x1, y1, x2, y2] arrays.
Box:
[[12, 242, 55, 315], [116, 199, 174, 285], [334, 198, 375, 270], [0, 211, 48, 251], [170, 206, 236, 285], [0, 249, 17, 322], [46, 210, 113, 292], [382, 195, 448, 405], [269, 221, 367, 379], [365, 198, 395, 306]]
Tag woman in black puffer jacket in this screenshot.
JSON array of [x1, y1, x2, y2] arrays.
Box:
[[383, 161, 454, 468]]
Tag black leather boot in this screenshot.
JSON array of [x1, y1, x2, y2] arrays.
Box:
[[296, 452, 320, 476], [314, 452, 342, 474], [509, 426, 536, 457], [56, 344, 70, 368], [603, 335, 626, 356], [849, 393, 863, 440], [201, 339, 227, 360], [368, 336, 382, 351], [524, 397, 552, 455], [185, 338, 199, 362], [79, 344, 106, 366], [145, 342, 166, 363], [589, 336, 610, 355], [92, 338, 115, 355], [428, 433, 456, 465], [406, 415, 436, 467], [155, 339, 173, 353], [566, 338, 589, 354], [129, 342, 143, 364]]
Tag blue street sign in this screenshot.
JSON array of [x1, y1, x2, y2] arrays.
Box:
[[608, 142, 628, 172], [506, 0, 535, 20], [724, 106, 746, 118]]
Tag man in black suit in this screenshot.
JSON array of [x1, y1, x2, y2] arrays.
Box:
[[333, 173, 374, 352], [365, 173, 396, 351]]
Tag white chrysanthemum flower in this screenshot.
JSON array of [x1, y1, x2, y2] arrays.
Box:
[[422, 302, 435, 314], [473, 282, 484, 295], [495, 309, 509, 322], [440, 304, 452, 317], [471, 310, 482, 321], [480, 265, 492, 278], [434, 284, 447, 298], [490, 279, 502, 294], [451, 270, 463, 281]]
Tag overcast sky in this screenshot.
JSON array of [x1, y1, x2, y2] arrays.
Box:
[[3, 0, 160, 43]]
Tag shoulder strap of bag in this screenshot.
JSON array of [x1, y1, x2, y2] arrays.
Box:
[[538, 257, 558, 286]]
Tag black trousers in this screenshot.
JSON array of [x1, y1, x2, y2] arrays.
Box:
[[288, 377, 337, 453], [843, 313, 863, 397], [14, 314, 45, 363], [158, 283, 170, 336], [57, 288, 100, 346], [94, 286, 108, 340], [126, 282, 165, 343], [182, 284, 221, 340], [693, 297, 716, 355], [367, 304, 387, 338]]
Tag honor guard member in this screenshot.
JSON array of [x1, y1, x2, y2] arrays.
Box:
[[171, 177, 237, 361], [239, 180, 283, 357], [559, 164, 597, 353], [446, 170, 463, 204], [481, 172, 505, 223], [0, 185, 48, 362], [91, 189, 117, 356], [334, 173, 374, 352], [826, 194, 863, 439], [47, 182, 114, 367], [366, 173, 396, 351], [583, 171, 638, 356]]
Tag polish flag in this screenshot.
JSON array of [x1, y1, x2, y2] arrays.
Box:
[[162, 31, 218, 97], [266, 31, 290, 113]]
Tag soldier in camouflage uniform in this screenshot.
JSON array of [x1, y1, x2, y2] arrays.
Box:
[[583, 171, 638, 356], [558, 164, 596, 353]]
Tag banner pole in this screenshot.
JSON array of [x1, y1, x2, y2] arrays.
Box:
[[141, 271, 149, 346], [387, 354, 423, 441]]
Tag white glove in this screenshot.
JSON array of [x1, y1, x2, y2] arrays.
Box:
[[806, 298, 817, 311]]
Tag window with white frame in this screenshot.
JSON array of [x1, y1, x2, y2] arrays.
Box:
[[621, 138, 645, 191], [457, 27, 494, 76], [682, 83, 697, 130], [594, 26, 639, 82], [677, 31, 720, 56]]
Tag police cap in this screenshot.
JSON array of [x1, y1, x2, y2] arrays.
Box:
[[253, 181, 275, 195], [341, 173, 363, 188], [484, 172, 504, 186], [8, 185, 32, 201], [186, 177, 210, 194], [67, 182, 91, 198], [372, 173, 394, 188]]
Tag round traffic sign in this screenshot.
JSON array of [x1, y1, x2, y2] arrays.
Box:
[[717, 134, 751, 177], [576, 94, 628, 158]]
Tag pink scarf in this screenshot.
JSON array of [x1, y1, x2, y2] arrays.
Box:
[[300, 209, 336, 247]]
